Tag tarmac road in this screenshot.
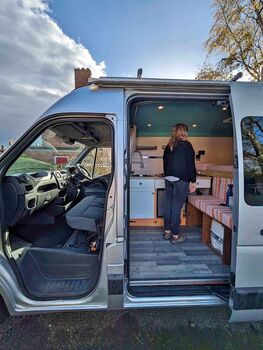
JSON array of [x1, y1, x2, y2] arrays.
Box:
[[1, 306, 263, 349]]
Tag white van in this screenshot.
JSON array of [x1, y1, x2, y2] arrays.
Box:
[[0, 77, 262, 323]]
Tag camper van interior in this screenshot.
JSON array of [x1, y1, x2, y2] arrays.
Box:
[[2, 119, 113, 299], [128, 98, 235, 294]]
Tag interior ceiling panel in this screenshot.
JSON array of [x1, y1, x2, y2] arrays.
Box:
[[52, 122, 112, 146], [134, 100, 233, 137]]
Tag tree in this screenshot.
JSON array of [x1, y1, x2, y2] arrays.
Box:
[[196, 0, 263, 81], [242, 117, 263, 175], [196, 62, 234, 80]]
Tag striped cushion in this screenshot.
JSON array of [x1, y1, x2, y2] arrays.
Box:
[[212, 177, 233, 201], [188, 195, 221, 211], [203, 204, 232, 229], [189, 176, 233, 229]]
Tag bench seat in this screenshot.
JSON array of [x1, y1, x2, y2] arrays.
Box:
[[187, 176, 233, 265], [188, 195, 232, 229]]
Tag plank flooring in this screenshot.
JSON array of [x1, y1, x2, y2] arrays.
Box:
[[129, 227, 230, 282]]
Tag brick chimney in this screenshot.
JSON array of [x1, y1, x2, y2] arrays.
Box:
[[74, 68, 92, 89]]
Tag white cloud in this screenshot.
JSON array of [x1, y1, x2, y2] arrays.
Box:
[[0, 0, 106, 146]]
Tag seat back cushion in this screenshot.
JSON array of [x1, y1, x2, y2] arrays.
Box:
[[212, 177, 233, 201]]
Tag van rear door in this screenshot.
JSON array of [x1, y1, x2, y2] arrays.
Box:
[[229, 82, 263, 322]]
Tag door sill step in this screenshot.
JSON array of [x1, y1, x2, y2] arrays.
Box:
[[129, 278, 229, 287]]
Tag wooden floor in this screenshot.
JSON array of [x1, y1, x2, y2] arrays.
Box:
[[129, 227, 230, 283]]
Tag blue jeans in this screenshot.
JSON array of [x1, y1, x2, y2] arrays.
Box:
[[163, 180, 189, 235]]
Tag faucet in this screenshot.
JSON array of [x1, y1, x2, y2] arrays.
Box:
[[132, 150, 144, 168]]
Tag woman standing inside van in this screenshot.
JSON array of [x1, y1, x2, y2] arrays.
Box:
[[163, 123, 196, 244]]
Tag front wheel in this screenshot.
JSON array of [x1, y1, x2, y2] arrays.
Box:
[[0, 297, 9, 324]]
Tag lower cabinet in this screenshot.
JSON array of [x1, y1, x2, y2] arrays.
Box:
[[130, 189, 155, 219], [129, 176, 211, 226]]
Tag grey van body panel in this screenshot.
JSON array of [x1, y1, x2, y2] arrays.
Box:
[[234, 246, 263, 288], [229, 82, 263, 322], [0, 87, 125, 314], [0, 78, 263, 320], [40, 86, 124, 120], [229, 309, 263, 323], [0, 249, 108, 316], [124, 292, 226, 309], [230, 82, 263, 247]]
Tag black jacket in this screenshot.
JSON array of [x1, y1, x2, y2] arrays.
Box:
[[163, 141, 196, 183]]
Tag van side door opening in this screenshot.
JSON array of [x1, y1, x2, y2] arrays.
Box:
[[1, 116, 115, 300], [127, 96, 235, 297]]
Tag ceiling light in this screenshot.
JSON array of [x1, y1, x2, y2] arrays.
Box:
[[216, 99, 229, 111], [158, 105, 164, 110], [147, 123, 152, 127], [192, 124, 197, 128]]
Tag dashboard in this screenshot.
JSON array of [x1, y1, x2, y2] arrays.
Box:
[[3, 170, 71, 227]]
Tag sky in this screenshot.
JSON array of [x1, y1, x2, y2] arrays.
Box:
[[0, 0, 214, 146]]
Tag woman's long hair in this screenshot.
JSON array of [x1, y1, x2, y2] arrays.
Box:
[[168, 123, 188, 151]]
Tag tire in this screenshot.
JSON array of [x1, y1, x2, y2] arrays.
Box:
[[0, 297, 9, 324]]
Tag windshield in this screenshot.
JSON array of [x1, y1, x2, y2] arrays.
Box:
[[7, 129, 85, 175]]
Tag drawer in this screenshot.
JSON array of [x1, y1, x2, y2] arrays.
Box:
[[196, 177, 211, 189], [154, 178, 211, 189], [130, 179, 155, 189]]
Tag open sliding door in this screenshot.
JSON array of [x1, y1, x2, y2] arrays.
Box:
[[229, 82, 263, 322]]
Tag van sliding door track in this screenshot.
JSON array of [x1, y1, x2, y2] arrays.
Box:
[[129, 278, 229, 287]]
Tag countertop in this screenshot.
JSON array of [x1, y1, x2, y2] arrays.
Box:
[[131, 175, 211, 180]]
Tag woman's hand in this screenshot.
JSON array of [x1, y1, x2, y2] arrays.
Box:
[[189, 182, 196, 193]]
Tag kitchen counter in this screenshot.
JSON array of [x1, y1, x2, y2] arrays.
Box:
[[131, 175, 163, 179], [131, 175, 212, 189]]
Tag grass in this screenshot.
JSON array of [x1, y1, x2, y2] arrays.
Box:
[[7, 156, 55, 175]]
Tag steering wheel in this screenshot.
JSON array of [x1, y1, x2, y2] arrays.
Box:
[[76, 164, 92, 180]]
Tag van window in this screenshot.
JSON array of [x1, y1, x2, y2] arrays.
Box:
[[7, 129, 85, 175], [81, 147, 112, 178], [242, 117, 263, 206], [81, 148, 96, 176], [93, 147, 112, 177]]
